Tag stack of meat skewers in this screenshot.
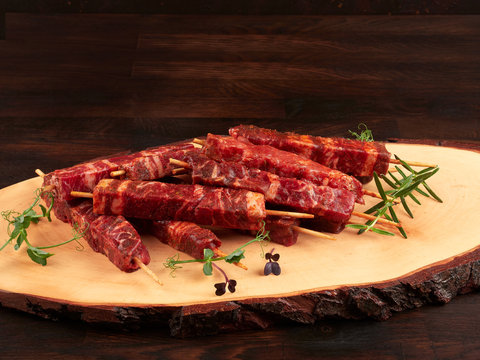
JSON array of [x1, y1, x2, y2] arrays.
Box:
[[37, 125, 418, 282]]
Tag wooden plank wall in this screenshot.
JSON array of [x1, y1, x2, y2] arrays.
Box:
[[0, 10, 479, 187]]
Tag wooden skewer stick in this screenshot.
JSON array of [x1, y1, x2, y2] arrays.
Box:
[[171, 167, 188, 175], [133, 257, 163, 286], [191, 142, 204, 149], [70, 191, 94, 199], [169, 158, 191, 168], [193, 138, 206, 146], [42, 184, 55, 192], [214, 249, 248, 270], [265, 210, 314, 219], [362, 189, 400, 204], [291, 225, 336, 241], [35, 169, 55, 192], [110, 170, 126, 177], [351, 211, 401, 228], [389, 158, 437, 168]]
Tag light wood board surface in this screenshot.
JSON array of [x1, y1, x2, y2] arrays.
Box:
[[0, 143, 477, 308]]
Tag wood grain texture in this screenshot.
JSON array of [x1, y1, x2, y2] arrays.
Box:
[[3, 0, 480, 15], [1, 14, 478, 138]]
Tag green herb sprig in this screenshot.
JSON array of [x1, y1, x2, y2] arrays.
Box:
[[347, 160, 440, 238], [163, 223, 270, 277], [347, 123, 441, 238], [349, 123, 374, 142], [1, 188, 86, 265]]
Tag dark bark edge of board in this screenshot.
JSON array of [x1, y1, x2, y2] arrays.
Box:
[[1, 140, 479, 337]]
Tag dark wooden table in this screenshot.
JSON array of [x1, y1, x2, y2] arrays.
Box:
[[1, 9, 480, 359]]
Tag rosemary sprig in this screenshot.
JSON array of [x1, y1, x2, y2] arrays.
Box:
[[348, 123, 374, 142], [346, 172, 397, 236], [347, 160, 440, 238], [1, 188, 86, 265], [163, 223, 270, 277]]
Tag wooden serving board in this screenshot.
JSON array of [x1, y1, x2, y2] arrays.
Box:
[[1, 143, 480, 336]]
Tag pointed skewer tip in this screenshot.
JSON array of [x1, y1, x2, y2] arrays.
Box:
[[134, 257, 163, 286]]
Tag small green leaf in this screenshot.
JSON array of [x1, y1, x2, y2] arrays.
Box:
[[414, 187, 430, 198], [400, 196, 414, 218], [14, 231, 26, 250], [408, 193, 421, 205], [225, 249, 245, 264], [39, 205, 47, 217], [388, 207, 407, 239], [370, 228, 395, 236], [395, 166, 408, 179], [27, 248, 53, 266], [382, 174, 397, 189], [203, 248, 214, 260], [423, 182, 443, 203], [363, 201, 386, 215], [345, 224, 368, 230], [10, 222, 22, 240], [349, 123, 374, 142], [416, 167, 436, 175], [373, 172, 387, 201], [394, 155, 416, 173], [203, 261, 213, 276]]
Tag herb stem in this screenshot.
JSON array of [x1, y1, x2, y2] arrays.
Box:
[[212, 263, 228, 282]]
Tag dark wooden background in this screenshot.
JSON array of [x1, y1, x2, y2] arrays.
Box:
[[1, 1, 480, 358]]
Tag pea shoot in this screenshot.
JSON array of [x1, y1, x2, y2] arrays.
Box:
[[1, 188, 86, 265], [163, 223, 271, 296]]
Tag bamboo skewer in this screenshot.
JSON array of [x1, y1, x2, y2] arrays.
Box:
[[351, 211, 401, 228], [171, 167, 187, 175], [191, 142, 204, 149], [35, 169, 55, 191], [362, 189, 400, 204], [264, 210, 314, 219], [389, 158, 437, 168], [35, 169, 46, 177], [110, 170, 125, 177], [291, 226, 336, 241], [169, 159, 190, 168], [133, 257, 163, 285], [70, 191, 94, 199], [193, 138, 206, 146]]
